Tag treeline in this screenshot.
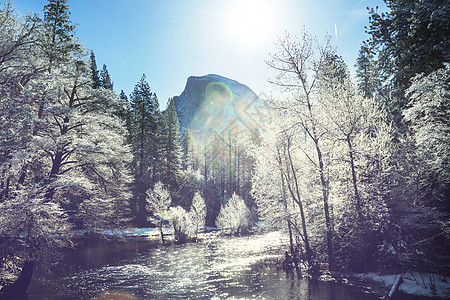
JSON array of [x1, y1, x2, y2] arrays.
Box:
[[252, 0, 449, 275]]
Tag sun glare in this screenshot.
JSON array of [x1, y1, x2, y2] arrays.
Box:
[[225, 0, 276, 48]]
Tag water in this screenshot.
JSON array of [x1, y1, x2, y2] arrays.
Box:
[[24, 231, 378, 299]]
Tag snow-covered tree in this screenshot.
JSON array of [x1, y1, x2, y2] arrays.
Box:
[[251, 111, 316, 269], [318, 69, 394, 271], [404, 67, 450, 208], [1, 1, 133, 290], [366, 0, 450, 122], [190, 191, 206, 237], [267, 31, 335, 270], [216, 193, 251, 235], [146, 181, 171, 244], [169, 206, 191, 243], [0, 184, 71, 268]]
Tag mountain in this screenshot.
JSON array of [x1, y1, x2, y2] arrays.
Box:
[[173, 74, 261, 135]]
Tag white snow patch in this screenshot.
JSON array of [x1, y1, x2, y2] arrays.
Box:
[[354, 272, 450, 298]]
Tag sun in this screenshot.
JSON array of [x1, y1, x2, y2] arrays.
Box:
[[224, 0, 276, 48]]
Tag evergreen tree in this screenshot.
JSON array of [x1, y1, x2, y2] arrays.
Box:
[[355, 45, 379, 99], [100, 64, 113, 90], [366, 0, 450, 122], [129, 74, 162, 226], [90, 50, 101, 89], [42, 0, 78, 69], [181, 128, 194, 170], [163, 98, 182, 189]]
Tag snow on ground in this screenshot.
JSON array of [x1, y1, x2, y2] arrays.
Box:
[[354, 272, 450, 298], [104, 226, 218, 237], [104, 227, 171, 237]]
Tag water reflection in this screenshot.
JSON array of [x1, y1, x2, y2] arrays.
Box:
[[26, 232, 377, 299]]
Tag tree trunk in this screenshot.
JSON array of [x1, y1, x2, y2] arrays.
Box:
[[315, 141, 334, 271], [347, 136, 367, 271], [159, 222, 165, 244], [347, 136, 363, 222], [284, 140, 313, 268]]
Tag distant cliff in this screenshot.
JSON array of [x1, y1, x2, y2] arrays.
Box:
[[173, 74, 260, 135]]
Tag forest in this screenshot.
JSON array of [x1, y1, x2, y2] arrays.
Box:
[[0, 0, 449, 298]]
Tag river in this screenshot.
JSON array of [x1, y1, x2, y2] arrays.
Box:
[[23, 231, 382, 299]]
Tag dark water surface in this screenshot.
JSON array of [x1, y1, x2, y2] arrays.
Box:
[[25, 231, 379, 299]]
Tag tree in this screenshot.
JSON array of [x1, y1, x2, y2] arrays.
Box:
[[0, 1, 41, 91], [146, 181, 171, 244], [355, 45, 380, 99], [181, 128, 194, 170], [100, 64, 113, 90], [318, 70, 394, 271], [0, 2, 133, 290], [115, 90, 132, 142], [251, 116, 314, 270], [404, 67, 450, 210], [129, 74, 163, 226], [216, 193, 251, 235], [163, 98, 182, 189], [89, 50, 101, 89], [190, 191, 206, 237], [169, 206, 191, 243], [267, 31, 335, 270], [366, 0, 450, 122], [42, 0, 78, 69]]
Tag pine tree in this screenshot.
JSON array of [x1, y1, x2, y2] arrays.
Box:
[[100, 64, 113, 90], [42, 0, 78, 69], [181, 128, 194, 170], [366, 0, 450, 122], [90, 50, 101, 89], [355, 45, 379, 99], [163, 98, 182, 189], [129, 74, 163, 226]]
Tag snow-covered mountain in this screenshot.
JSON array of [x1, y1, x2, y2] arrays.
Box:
[[173, 74, 260, 135]]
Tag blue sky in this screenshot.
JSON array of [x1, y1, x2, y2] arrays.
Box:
[[12, 0, 387, 109]]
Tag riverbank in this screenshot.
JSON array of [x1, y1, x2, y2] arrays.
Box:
[[351, 272, 450, 299]]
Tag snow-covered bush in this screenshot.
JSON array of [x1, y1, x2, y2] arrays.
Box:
[[216, 193, 251, 235], [189, 191, 206, 237], [169, 206, 191, 243], [146, 181, 171, 244]]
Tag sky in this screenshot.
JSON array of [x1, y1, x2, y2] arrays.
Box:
[[12, 0, 387, 109]]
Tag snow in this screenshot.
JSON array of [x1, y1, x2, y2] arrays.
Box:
[[103, 226, 218, 237], [354, 272, 450, 298]]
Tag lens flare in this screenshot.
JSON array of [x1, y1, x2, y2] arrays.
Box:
[[156, 212, 170, 222], [188, 80, 260, 135], [189, 81, 234, 131]]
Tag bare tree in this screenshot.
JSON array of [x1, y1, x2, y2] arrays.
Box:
[[267, 31, 335, 270]]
